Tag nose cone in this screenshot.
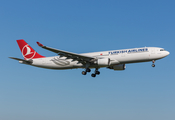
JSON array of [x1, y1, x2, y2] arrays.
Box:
[[166, 51, 170, 56], [164, 51, 170, 57], [161, 51, 170, 58]]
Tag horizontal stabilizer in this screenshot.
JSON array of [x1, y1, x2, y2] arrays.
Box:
[[9, 57, 33, 64]]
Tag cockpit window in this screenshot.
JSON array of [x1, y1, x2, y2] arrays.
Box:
[[160, 49, 165, 51]]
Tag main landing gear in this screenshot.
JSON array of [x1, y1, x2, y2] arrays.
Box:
[[91, 69, 100, 77], [152, 60, 155, 67], [82, 68, 100, 77], [82, 68, 91, 75]]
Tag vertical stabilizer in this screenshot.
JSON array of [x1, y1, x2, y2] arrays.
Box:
[[16, 39, 45, 60]]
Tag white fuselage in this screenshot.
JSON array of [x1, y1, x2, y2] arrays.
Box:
[[26, 47, 169, 70]]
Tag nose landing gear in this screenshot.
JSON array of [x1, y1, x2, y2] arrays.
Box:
[[152, 60, 155, 67]]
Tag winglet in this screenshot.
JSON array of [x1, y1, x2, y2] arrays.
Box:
[[37, 42, 44, 47]]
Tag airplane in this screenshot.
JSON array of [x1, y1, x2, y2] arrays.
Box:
[[9, 39, 170, 77]]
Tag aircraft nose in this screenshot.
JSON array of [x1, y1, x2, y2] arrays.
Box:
[[166, 51, 170, 56]]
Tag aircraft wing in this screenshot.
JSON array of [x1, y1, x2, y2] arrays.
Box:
[[36, 42, 95, 64]]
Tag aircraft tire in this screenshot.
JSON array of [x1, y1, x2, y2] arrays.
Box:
[[95, 71, 100, 75], [91, 73, 96, 77], [82, 71, 87, 75], [152, 64, 155, 67], [86, 68, 91, 72]]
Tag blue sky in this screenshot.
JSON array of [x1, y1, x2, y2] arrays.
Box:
[[0, 0, 175, 120]]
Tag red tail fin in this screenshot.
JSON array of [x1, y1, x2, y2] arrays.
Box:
[[17, 39, 45, 60]]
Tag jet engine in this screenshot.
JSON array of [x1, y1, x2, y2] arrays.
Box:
[[96, 58, 110, 66], [108, 64, 126, 70]]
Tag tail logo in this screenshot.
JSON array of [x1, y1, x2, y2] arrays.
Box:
[[22, 45, 36, 59]]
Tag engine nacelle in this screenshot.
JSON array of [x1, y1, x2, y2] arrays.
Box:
[[108, 64, 126, 70], [97, 58, 110, 66]]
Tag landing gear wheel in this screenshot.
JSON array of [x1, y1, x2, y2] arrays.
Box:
[[82, 71, 87, 75], [95, 71, 100, 75], [91, 73, 96, 77], [86, 68, 91, 72], [152, 64, 155, 67], [152, 60, 155, 67]]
